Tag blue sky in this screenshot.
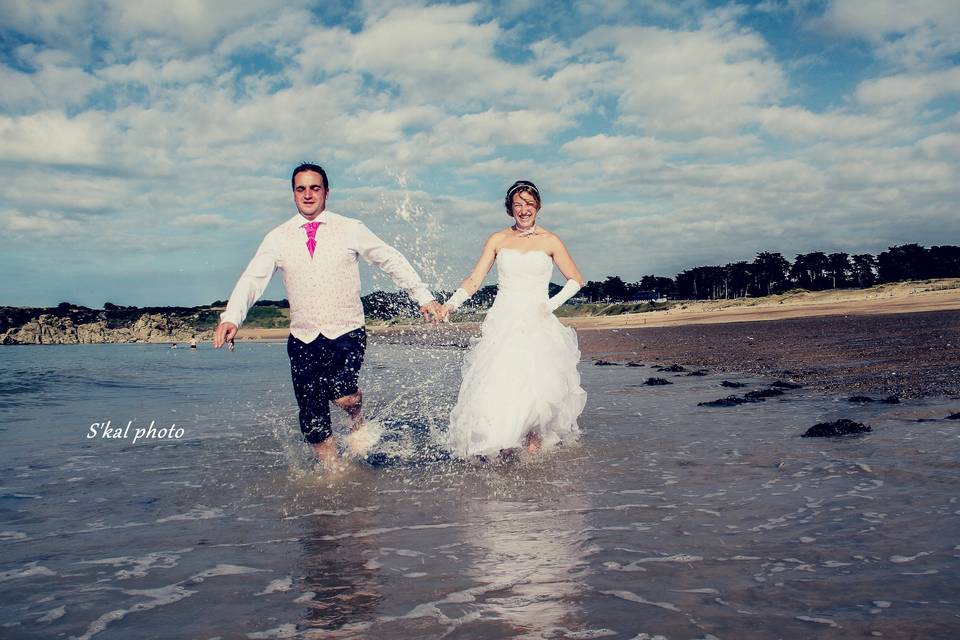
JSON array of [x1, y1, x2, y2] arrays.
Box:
[[1, 0, 958, 307]]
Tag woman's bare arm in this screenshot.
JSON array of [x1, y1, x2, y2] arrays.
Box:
[[457, 233, 501, 295], [550, 235, 584, 286]]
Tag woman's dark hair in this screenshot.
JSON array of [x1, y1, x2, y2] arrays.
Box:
[[291, 163, 329, 191], [504, 180, 541, 216]]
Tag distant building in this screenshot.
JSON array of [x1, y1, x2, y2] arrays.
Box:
[[632, 290, 666, 302]]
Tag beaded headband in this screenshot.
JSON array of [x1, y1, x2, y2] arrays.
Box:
[[507, 181, 540, 201]]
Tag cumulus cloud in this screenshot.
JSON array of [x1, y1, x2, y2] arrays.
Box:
[[816, 0, 960, 67], [577, 16, 786, 134], [855, 67, 960, 109], [0, 0, 957, 305], [758, 106, 901, 142], [0, 111, 111, 166]]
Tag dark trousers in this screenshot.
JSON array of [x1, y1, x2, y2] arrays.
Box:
[[287, 328, 366, 444]]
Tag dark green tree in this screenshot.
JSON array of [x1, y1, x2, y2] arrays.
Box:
[[724, 261, 754, 298], [790, 252, 830, 290], [850, 254, 878, 287], [826, 252, 850, 288], [601, 276, 628, 301], [752, 252, 790, 295], [928, 245, 960, 278], [581, 280, 604, 302], [877, 244, 929, 282]]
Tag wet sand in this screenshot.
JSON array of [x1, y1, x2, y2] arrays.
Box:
[[575, 309, 960, 398]]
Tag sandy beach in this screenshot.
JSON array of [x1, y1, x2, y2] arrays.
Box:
[[233, 281, 960, 398]]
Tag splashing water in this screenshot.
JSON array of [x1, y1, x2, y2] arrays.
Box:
[[373, 171, 455, 298]]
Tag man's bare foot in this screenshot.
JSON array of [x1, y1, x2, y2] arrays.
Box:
[[312, 438, 338, 464]]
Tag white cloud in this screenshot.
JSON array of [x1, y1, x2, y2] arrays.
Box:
[[103, 0, 308, 54], [758, 106, 900, 142], [99, 56, 217, 86], [172, 213, 231, 228], [0, 0, 98, 57], [452, 109, 571, 145], [578, 16, 786, 134], [0, 208, 88, 236], [855, 67, 960, 109], [0, 52, 104, 113], [562, 133, 762, 160], [917, 132, 960, 160], [0, 111, 111, 166], [348, 4, 529, 108], [817, 0, 960, 67]]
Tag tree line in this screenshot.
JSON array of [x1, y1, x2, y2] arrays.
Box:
[[580, 243, 960, 302], [203, 242, 960, 319]]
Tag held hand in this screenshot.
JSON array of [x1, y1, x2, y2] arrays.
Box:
[[213, 322, 238, 348], [420, 300, 444, 325], [438, 303, 453, 323]]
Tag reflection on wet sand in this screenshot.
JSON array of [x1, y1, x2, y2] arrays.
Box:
[[297, 488, 383, 635], [456, 489, 590, 637]]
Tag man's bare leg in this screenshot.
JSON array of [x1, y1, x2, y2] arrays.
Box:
[[334, 389, 363, 431], [311, 437, 338, 464]]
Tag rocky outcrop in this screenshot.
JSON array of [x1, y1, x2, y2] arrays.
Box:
[[1, 312, 209, 345]]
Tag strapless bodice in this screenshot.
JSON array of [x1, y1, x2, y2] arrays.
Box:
[[494, 249, 553, 302]]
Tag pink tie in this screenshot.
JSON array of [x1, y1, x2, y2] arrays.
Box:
[[303, 221, 320, 259]]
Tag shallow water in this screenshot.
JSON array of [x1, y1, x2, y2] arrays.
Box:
[[1, 343, 959, 639]]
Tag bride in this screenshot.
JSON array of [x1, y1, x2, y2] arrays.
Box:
[[440, 180, 587, 459]]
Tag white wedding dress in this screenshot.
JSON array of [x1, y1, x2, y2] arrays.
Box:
[[447, 248, 587, 458]]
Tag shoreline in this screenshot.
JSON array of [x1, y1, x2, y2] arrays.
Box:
[[230, 280, 960, 340], [11, 282, 956, 398], [230, 285, 960, 399]]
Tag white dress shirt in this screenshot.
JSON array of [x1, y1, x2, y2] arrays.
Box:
[[221, 210, 434, 342]]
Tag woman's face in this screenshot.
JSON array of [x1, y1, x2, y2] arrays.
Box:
[[511, 191, 540, 229]]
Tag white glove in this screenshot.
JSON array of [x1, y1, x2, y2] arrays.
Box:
[[444, 288, 470, 311], [547, 279, 581, 312]]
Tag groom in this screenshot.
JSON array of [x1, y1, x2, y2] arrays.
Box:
[[213, 163, 443, 462]]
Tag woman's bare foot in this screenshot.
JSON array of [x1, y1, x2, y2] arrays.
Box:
[[524, 430, 542, 454]]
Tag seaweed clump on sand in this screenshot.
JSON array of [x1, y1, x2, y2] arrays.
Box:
[[771, 380, 802, 389], [745, 388, 784, 400], [698, 387, 785, 407], [802, 419, 872, 438], [698, 395, 743, 407], [656, 364, 686, 372], [721, 380, 747, 388], [847, 394, 901, 404]]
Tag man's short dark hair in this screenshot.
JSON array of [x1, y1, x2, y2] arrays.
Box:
[[292, 163, 329, 191]]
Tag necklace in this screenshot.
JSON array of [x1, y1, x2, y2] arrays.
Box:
[[513, 224, 537, 238]]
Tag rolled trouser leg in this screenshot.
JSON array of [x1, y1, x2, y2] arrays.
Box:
[[287, 334, 334, 444]]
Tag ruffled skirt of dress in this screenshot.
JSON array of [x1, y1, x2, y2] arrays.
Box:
[[446, 298, 587, 458]]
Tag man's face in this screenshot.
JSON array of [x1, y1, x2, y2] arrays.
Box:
[[293, 170, 328, 219]]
